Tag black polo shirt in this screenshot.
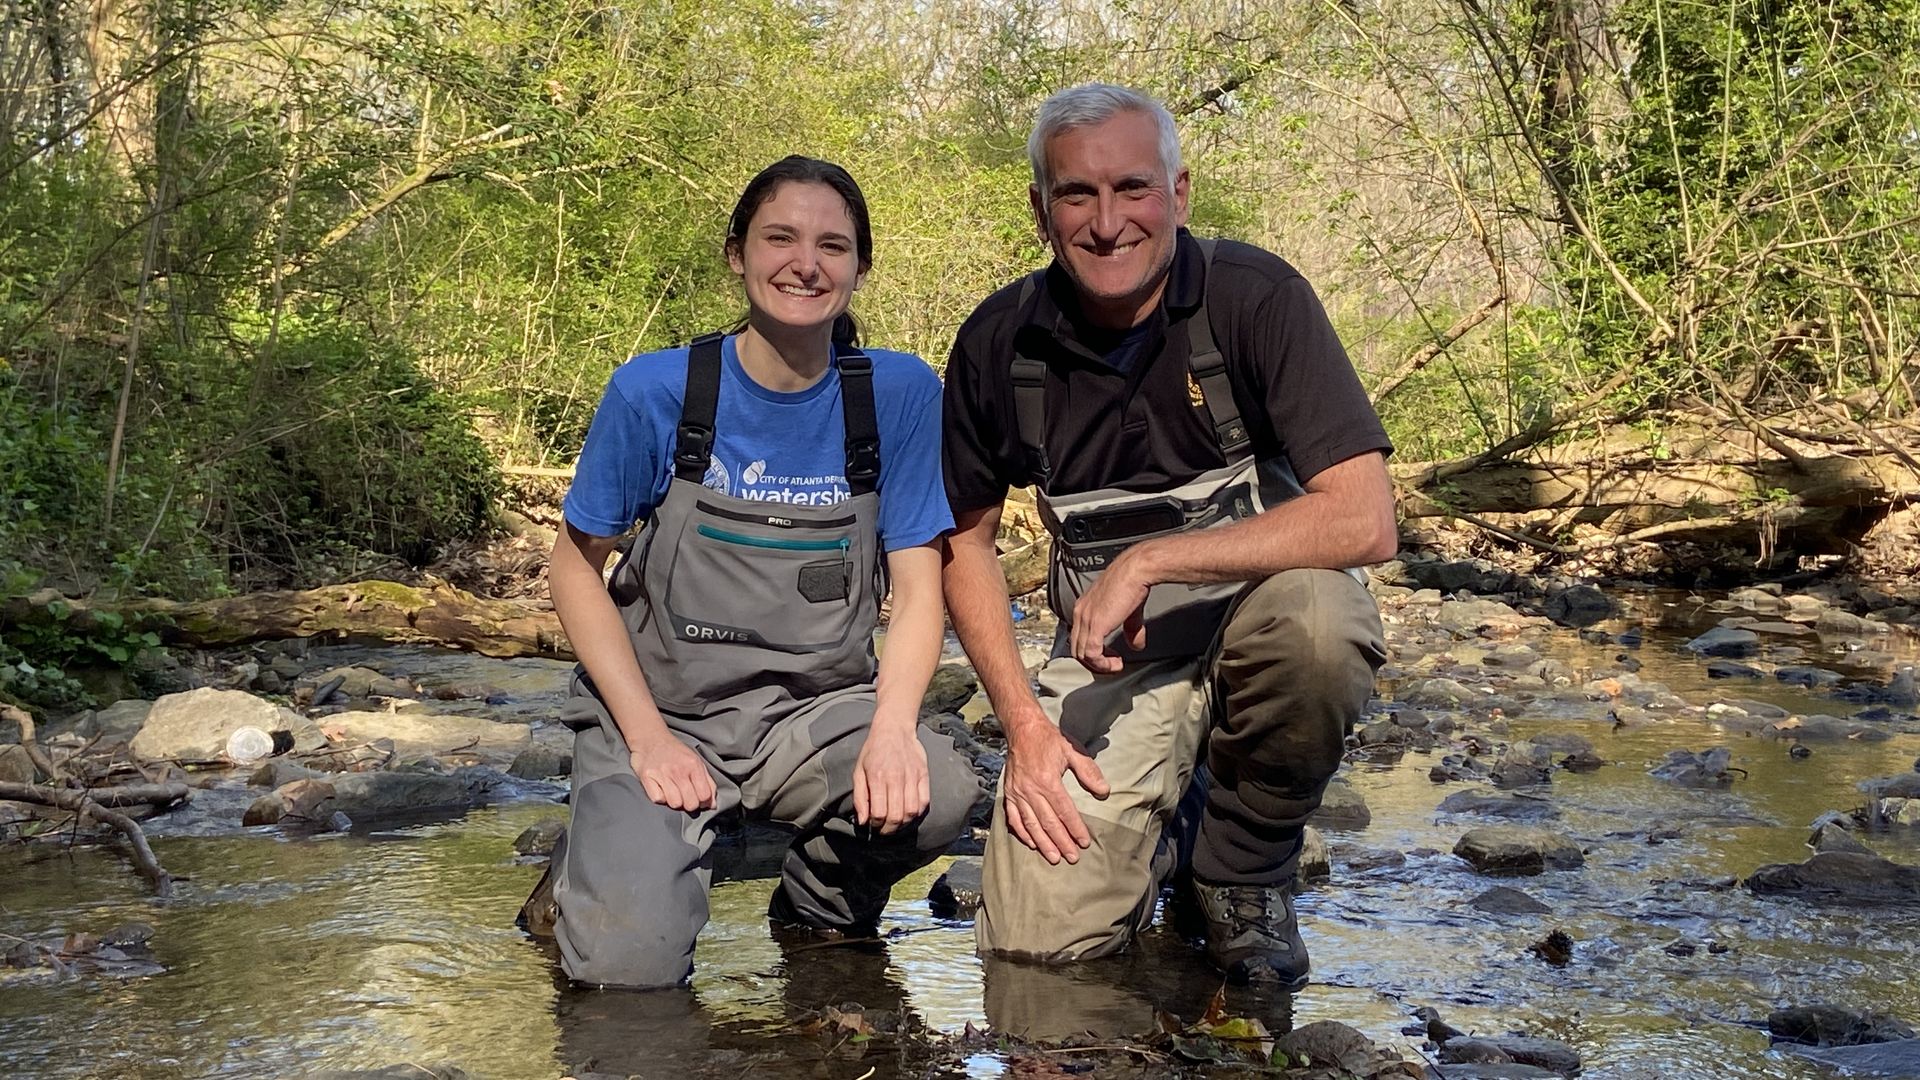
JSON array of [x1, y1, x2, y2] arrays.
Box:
[[942, 229, 1393, 513]]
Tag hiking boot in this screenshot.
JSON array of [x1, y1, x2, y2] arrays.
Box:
[[1187, 881, 1309, 990]]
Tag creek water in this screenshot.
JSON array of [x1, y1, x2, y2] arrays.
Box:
[[3, 592, 1918, 1079]]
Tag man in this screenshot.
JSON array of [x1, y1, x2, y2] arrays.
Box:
[[941, 83, 1395, 988]]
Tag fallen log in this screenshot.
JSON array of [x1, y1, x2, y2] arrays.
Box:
[[0, 781, 185, 896], [2, 577, 571, 660], [1394, 415, 1920, 556]]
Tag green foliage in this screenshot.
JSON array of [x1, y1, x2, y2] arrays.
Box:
[[0, 608, 165, 712]]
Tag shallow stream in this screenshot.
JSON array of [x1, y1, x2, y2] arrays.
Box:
[[3, 589, 1919, 1079]]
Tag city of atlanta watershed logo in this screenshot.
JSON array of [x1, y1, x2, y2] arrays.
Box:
[[742, 459, 767, 485], [702, 455, 731, 494]]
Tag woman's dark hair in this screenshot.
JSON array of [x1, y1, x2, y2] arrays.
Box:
[[726, 155, 873, 345]]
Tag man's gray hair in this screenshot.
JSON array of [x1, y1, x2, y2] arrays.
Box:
[[1027, 83, 1182, 200]]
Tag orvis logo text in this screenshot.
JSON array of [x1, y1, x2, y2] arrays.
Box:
[[680, 620, 758, 643]]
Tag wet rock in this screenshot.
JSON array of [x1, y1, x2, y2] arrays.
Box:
[[1727, 586, 1784, 612], [1356, 719, 1417, 748], [325, 769, 476, 818], [1431, 754, 1491, 784], [1781, 1039, 1920, 1076], [1437, 791, 1561, 821], [1338, 844, 1403, 874], [1723, 699, 1790, 720], [1440, 1035, 1581, 1077], [1271, 1021, 1391, 1076], [1817, 609, 1888, 637], [1705, 660, 1763, 679], [1746, 851, 1920, 904], [1777, 665, 1844, 688], [507, 746, 572, 780], [1299, 826, 1331, 881], [1811, 820, 1871, 855], [1431, 1066, 1561, 1079], [1865, 773, 1920, 800], [243, 778, 338, 826], [316, 710, 531, 760], [514, 819, 566, 857], [72, 699, 153, 743], [100, 922, 154, 948], [928, 858, 984, 918], [1769, 1004, 1916, 1046], [1490, 744, 1554, 788], [1434, 599, 1531, 636], [1525, 733, 1594, 755], [1407, 558, 1514, 595], [248, 759, 323, 788], [1766, 715, 1889, 742], [1685, 627, 1759, 658], [1469, 885, 1552, 914], [1454, 826, 1584, 875], [1544, 584, 1616, 628], [1650, 747, 1735, 786], [1309, 778, 1371, 828], [1869, 798, 1920, 827], [920, 664, 978, 715], [130, 687, 327, 763], [1401, 678, 1484, 709]]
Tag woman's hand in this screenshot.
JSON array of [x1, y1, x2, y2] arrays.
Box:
[[627, 729, 716, 812], [853, 722, 929, 834]]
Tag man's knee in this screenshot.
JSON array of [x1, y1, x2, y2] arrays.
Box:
[[976, 814, 1157, 961], [1221, 568, 1385, 689]]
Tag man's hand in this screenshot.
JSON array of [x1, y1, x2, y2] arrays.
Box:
[[854, 722, 930, 834], [1002, 710, 1110, 864], [1069, 551, 1151, 673], [628, 729, 716, 812]]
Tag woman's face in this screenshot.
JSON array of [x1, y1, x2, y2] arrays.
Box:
[[728, 181, 864, 335]]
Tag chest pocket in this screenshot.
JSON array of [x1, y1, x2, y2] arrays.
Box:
[[661, 501, 866, 652]]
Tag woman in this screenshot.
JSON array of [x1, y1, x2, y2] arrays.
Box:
[[539, 157, 978, 988]]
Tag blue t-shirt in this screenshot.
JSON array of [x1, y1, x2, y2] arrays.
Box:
[[563, 335, 953, 551]]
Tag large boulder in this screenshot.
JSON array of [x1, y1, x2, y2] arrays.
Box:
[[1746, 852, 1920, 904], [1454, 826, 1584, 875], [1782, 1039, 1920, 1076], [0, 744, 41, 784], [130, 688, 326, 763]]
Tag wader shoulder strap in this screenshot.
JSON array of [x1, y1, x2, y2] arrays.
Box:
[[1010, 271, 1053, 484], [674, 331, 726, 483], [674, 332, 883, 496], [837, 345, 881, 497], [1185, 239, 1250, 457]]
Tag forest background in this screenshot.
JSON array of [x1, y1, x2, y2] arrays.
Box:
[[1, 0, 1916, 702]]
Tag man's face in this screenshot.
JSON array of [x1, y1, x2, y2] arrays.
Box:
[[1031, 109, 1190, 329]]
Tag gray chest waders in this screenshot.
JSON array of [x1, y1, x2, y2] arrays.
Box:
[[1013, 240, 1360, 661], [548, 333, 979, 988], [570, 332, 885, 740]]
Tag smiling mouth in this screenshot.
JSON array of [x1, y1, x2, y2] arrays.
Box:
[[1084, 242, 1139, 258], [776, 284, 827, 298]]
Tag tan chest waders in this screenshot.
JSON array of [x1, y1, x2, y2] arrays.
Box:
[[545, 333, 977, 988]]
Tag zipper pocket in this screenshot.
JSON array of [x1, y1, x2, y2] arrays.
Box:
[[696, 524, 851, 552], [696, 501, 857, 529]]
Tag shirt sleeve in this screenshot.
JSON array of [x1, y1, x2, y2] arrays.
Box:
[[1254, 275, 1394, 484], [877, 362, 957, 551], [941, 331, 1015, 515], [561, 374, 666, 537]]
